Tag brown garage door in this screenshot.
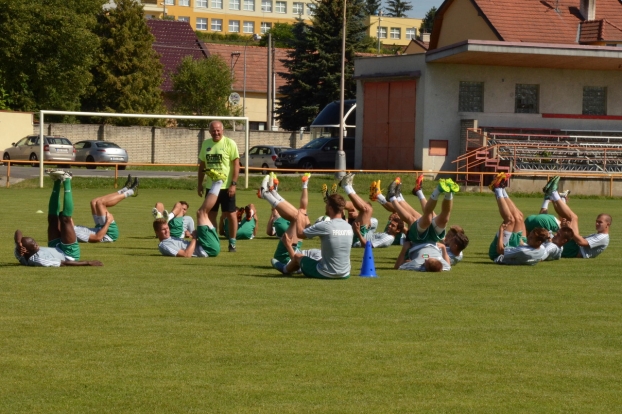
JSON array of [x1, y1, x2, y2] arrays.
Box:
[[362, 80, 416, 170]]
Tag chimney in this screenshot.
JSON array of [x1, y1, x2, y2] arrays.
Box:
[[580, 0, 596, 21], [421, 32, 431, 43]]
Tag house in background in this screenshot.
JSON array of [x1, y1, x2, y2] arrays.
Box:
[[365, 15, 423, 48], [354, 0, 622, 172], [147, 19, 286, 130]]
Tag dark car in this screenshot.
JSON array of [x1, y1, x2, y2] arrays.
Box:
[[274, 137, 355, 170]]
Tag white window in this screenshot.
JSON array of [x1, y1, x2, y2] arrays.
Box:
[[275, 1, 286, 13], [196, 17, 207, 30], [229, 0, 240, 9], [211, 18, 223, 31], [196, 0, 207, 6], [390, 28, 400, 39], [243, 0, 255, 10], [293, 2, 304, 14], [306, 3, 314, 15], [261, 22, 272, 33], [212, 0, 223, 8], [229, 20, 240, 32], [179, 0, 190, 5], [165, 0, 174, 4], [406, 28, 416, 40], [178, 16, 190, 22], [378, 27, 387, 39], [261, 0, 272, 12], [243, 21, 255, 33]]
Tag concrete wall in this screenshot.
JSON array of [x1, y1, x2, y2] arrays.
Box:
[[0, 111, 34, 152], [33, 123, 311, 164], [509, 176, 622, 197]]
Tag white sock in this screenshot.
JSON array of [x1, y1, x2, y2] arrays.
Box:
[[416, 189, 425, 200], [262, 191, 281, 208], [270, 189, 284, 203], [494, 188, 504, 199], [398, 194, 406, 202], [501, 189, 508, 198], [344, 185, 355, 195], [541, 199, 550, 210], [209, 180, 223, 195], [550, 191, 561, 202], [430, 187, 441, 200], [444, 192, 453, 200], [124, 189, 134, 198], [117, 188, 128, 195], [302, 181, 308, 189], [389, 196, 397, 203], [376, 194, 387, 205]]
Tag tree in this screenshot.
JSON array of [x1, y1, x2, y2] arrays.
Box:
[[276, 1, 373, 131], [385, 0, 413, 17], [420, 6, 437, 35], [83, 0, 165, 125], [260, 23, 295, 48], [364, 0, 382, 16], [0, 0, 104, 113], [171, 55, 237, 128]]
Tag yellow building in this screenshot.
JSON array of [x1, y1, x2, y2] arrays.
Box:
[[365, 15, 422, 47], [140, 0, 313, 34]]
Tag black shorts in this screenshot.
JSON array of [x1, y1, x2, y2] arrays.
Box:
[[208, 189, 236, 213]]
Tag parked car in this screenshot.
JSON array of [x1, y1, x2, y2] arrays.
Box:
[[240, 145, 292, 174], [274, 137, 355, 170], [2, 135, 75, 166], [74, 140, 129, 170]]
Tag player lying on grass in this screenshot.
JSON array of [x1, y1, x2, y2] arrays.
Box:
[[338, 173, 403, 249], [73, 174, 139, 243], [260, 173, 322, 267], [268, 182, 352, 279], [392, 177, 458, 272], [152, 201, 194, 238], [154, 171, 226, 257], [488, 173, 549, 265], [524, 203, 575, 262], [543, 176, 611, 259], [14, 170, 103, 267], [222, 204, 258, 240]]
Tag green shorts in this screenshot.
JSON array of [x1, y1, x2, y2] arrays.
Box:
[[352, 224, 369, 247], [274, 240, 303, 264], [561, 240, 581, 258], [96, 221, 119, 241], [168, 216, 184, 238], [407, 221, 446, 244], [489, 231, 526, 261], [48, 238, 81, 261], [300, 257, 349, 279], [197, 225, 221, 257], [273, 217, 290, 237], [525, 214, 559, 233], [235, 218, 256, 240]]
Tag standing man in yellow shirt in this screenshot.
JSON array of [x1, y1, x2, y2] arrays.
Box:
[[197, 120, 241, 252]]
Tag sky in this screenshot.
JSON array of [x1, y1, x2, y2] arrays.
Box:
[[404, 0, 444, 18]]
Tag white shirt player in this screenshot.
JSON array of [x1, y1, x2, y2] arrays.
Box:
[[158, 237, 208, 257], [14, 246, 74, 267], [580, 233, 609, 258], [494, 245, 546, 265], [542, 241, 563, 261], [399, 243, 451, 272]]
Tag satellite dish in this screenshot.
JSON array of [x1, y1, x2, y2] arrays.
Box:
[[229, 92, 241, 105]]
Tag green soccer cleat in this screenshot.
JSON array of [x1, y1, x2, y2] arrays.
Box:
[[542, 176, 560, 196], [438, 179, 450, 193], [206, 169, 227, 182], [445, 178, 460, 193]]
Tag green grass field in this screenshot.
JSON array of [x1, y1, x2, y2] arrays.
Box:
[[1, 175, 621, 413]]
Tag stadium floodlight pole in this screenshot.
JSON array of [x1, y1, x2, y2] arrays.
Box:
[[37, 110, 250, 189], [243, 34, 262, 118], [334, 0, 347, 181]]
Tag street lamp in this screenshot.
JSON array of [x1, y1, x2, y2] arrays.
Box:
[[243, 34, 262, 119]]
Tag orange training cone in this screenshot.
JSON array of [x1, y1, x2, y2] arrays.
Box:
[[359, 241, 378, 278]]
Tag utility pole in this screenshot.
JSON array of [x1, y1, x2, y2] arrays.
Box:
[[266, 32, 273, 132]]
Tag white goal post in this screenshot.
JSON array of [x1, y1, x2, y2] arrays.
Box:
[[37, 110, 250, 188]]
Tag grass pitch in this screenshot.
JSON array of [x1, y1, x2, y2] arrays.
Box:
[[1, 175, 621, 413]]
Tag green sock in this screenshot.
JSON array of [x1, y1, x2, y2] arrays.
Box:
[[62, 179, 74, 217], [229, 238, 236, 246], [48, 180, 61, 216]]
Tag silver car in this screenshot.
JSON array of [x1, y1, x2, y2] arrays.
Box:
[[3, 135, 75, 166], [74, 140, 129, 170], [240, 145, 292, 174]]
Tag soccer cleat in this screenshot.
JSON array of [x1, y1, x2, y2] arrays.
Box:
[[445, 178, 460, 193], [258, 174, 270, 199], [412, 175, 424, 195], [559, 189, 570, 202], [123, 174, 132, 189], [387, 177, 400, 200], [395, 182, 402, 198], [488, 172, 506, 191], [321, 183, 328, 202], [152, 207, 163, 219], [438, 179, 450, 193], [301, 172, 311, 182], [542, 176, 560, 196], [369, 180, 382, 201], [339, 172, 355, 189], [130, 177, 139, 196], [205, 169, 227, 182], [46, 169, 63, 181], [228, 244, 237, 253], [330, 183, 338, 195], [271, 258, 288, 274], [269, 172, 279, 191]]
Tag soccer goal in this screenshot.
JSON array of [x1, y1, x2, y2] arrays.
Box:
[[37, 110, 250, 188]]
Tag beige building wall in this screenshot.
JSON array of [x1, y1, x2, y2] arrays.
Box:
[[436, 0, 498, 48], [366, 16, 423, 47], [0, 111, 33, 153]]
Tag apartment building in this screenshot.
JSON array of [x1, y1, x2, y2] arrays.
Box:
[[365, 15, 423, 47]]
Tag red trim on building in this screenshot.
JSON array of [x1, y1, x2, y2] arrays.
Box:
[[542, 113, 622, 120]]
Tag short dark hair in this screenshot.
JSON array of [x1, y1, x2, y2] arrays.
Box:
[[153, 218, 168, 232], [530, 227, 550, 247], [179, 201, 189, 208], [558, 227, 574, 241], [453, 232, 469, 251], [327, 194, 346, 215], [425, 258, 443, 272]]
